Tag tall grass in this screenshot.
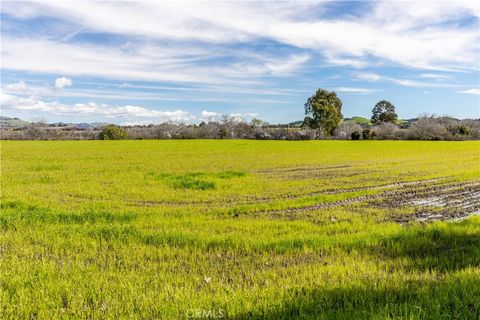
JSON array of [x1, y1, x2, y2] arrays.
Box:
[[1, 140, 479, 319]]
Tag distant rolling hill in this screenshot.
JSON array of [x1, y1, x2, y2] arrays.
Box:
[[0, 117, 111, 129], [0, 116, 30, 129]]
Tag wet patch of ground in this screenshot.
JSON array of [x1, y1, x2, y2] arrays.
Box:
[[385, 181, 480, 223], [256, 178, 480, 223]]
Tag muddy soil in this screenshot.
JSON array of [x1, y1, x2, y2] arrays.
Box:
[[257, 179, 480, 223]]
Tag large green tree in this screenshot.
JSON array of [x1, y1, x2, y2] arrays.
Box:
[[371, 100, 398, 125], [304, 89, 343, 136]]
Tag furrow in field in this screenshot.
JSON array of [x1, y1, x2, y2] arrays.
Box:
[[389, 180, 480, 222], [254, 179, 480, 221], [126, 178, 446, 208]]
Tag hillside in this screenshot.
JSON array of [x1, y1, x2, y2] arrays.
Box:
[[0, 116, 30, 129]]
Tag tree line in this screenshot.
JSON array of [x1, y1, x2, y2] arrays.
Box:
[[1, 88, 478, 140]]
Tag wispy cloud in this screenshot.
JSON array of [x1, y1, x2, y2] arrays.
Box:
[[419, 73, 451, 80], [2, 37, 310, 86], [354, 72, 462, 88], [458, 88, 480, 95], [334, 87, 377, 94], [5, 80, 28, 92], [2, 1, 478, 80]]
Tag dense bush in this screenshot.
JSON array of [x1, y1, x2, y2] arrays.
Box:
[[372, 123, 400, 140], [362, 128, 372, 140], [98, 125, 128, 140], [351, 131, 361, 140], [333, 121, 363, 140]]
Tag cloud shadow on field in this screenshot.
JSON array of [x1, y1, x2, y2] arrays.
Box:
[[358, 220, 480, 273], [231, 276, 480, 319], [232, 220, 480, 319]]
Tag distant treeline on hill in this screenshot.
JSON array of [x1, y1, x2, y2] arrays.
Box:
[[1, 115, 479, 141]]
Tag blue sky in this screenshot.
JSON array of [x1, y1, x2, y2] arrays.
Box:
[[1, 1, 479, 124]]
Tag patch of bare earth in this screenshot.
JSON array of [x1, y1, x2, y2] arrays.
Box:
[[383, 180, 480, 223], [256, 178, 480, 223]]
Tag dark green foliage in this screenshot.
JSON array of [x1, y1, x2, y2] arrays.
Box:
[[449, 125, 472, 136], [304, 89, 343, 136], [371, 100, 398, 125], [302, 116, 315, 129], [351, 131, 361, 140], [362, 128, 372, 140], [98, 125, 128, 140], [457, 125, 471, 135], [219, 128, 228, 139]]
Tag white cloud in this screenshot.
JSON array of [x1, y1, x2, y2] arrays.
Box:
[[354, 72, 460, 88], [1, 1, 478, 83], [200, 110, 221, 122], [334, 87, 376, 94], [458, 88, 480, 95], [419, 73, 451, 80], [54, 77, 72, 90], [0, 93, 193, 123], [5, 80, 28, 92], [198, 110, 258, 122], [252, 54, 310, 76], [201, 110, 218, 117], [390, 79, 458, 88], [355, 73, 382, 82], [122, 120, 157, 126], [228, 112, 259, 122]]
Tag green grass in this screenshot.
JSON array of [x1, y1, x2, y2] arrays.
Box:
[[1, 140, 479, 319], [350, 116, 371, 125]]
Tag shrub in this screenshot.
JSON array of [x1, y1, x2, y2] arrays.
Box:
[[407, 117, 448, 140], [218, 128, 228, 139], [449, 125, 471, 136], [98, 125, 128, 140], [351, 131, 361, 140], [333, 121, 363, 140], [372, 123, 399, 140], [362, 128, 372, 140]]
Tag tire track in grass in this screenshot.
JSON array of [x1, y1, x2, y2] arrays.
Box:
[[255, 179, 480, 221], [127, 178, 445, 208]]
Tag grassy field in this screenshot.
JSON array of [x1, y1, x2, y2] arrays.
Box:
[[1, 140, 479, 319]]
